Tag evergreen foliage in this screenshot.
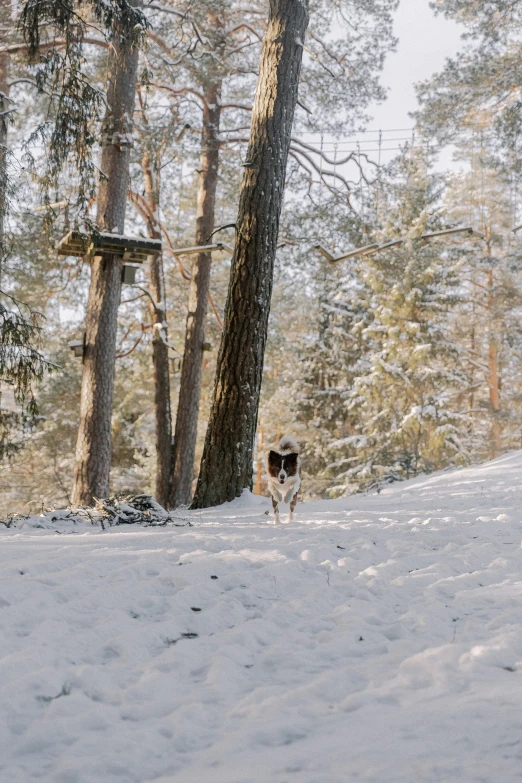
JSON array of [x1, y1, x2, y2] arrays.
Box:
[[417, 0, 522, 145], [20, 0, 148, 214], [284, 151, 472, 495], [0, 299, 49, 458]]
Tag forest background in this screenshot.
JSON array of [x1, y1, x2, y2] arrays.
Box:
[[2, 0, 522, 515]]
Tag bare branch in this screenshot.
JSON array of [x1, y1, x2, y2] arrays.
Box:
[[208, 293, 223, 330], [296, 99, 312, 115], [219, 102, 252, 111], [291, 136, 355, 166], [205, 223, 236, 243], [308, 31, 346, 71], [148, 81, 207, 109], [0, 36, 108, 54], [129, 285, 161, 314], [224, 39, 260, 58], [289, 145, 352, 193], [296, 37, 336, 78], [127, 192, 224, 328], [225, 23, 262, 40], [147, 4, 191, 20], [116, 331, 145, 359]]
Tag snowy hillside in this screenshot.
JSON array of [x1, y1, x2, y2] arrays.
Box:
[[2, 453, 522, 782]]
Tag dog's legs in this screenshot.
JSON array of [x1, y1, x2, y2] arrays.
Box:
[[271, 495, 280, 523], [288, 492, 299, 522]]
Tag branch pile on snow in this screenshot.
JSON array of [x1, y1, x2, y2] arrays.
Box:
[[1, 494, 192, 531]]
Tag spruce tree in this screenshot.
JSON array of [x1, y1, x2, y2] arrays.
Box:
[[0, 1, 50, 460], [305, 151, 473, 494]]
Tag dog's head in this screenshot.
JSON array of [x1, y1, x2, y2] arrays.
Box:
[[268, 450, 299, 484]]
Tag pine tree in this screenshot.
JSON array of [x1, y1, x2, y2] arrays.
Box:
[[417, 1, 522, 142], [0, 1, 50, 460], [166, 1, 262, 508], [304, 151, 473, 494], [71, 1, 145, 505], [443, 153, 522, 460], [192, 0, 310, 508]]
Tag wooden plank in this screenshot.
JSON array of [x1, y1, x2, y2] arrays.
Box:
[[314, 243, 334, 262], [169, 242, 227, 256], [420, 226, 480, 240], [56, 230, 89, 257], [377, 238, 404, 251], [333, 243, 379, 262], [56, 230, 162, 259], [92, 232, 162, 254]]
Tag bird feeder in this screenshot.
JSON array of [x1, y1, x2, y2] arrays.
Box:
[[68, 336, 85, 359], [122, 264, 139, 285], [56, 230, 162, 264]]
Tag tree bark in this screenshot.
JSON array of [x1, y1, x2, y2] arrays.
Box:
[[0, 9, 10, 281], [191, 0, 309, 509], [486, 263, 501, 459], [141, 148, 172, 507], [71, 3, 142, 505], [169, 80, 222, 507]]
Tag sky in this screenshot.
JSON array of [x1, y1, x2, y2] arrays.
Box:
[[367, 0, 465, 166], [301, 1, 466, 174], [370, 0, 464, 131]]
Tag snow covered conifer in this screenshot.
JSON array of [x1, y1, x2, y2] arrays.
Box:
[[316, 149, 472, 493]]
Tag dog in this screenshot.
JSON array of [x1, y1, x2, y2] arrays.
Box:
[[267, 436, 301, 523]]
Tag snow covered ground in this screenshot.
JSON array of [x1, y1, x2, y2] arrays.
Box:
[[2, 453, 522, 782]]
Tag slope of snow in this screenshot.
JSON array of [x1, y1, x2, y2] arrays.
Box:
[[2, 453, 522, 782]]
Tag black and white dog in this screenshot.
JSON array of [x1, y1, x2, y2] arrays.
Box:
[[267, 436, 301, 523]]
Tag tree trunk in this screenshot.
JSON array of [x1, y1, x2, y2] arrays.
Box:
[[141, 148, 172, 507], [0, 10, 10, 280], [486, 264, 501, 459], [169, 81, 222, 507], [71, 4, 142, 505], [255, 426, 264, 495], [191, 0, 309, 509]]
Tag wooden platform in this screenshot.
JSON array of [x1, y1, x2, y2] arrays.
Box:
[[56, 231, 162, 263]]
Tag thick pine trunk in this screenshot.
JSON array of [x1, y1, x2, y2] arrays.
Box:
[[71, 5, 141, 505], [0, 12, 9, 279], [192, 0, 309, 509], [169, 82, 221, 507], [142, 150, 172, 507]]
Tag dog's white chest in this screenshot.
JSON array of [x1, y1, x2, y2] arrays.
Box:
[[268, 475, 300, 504]]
